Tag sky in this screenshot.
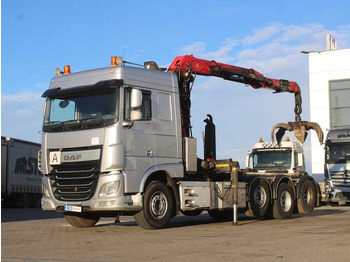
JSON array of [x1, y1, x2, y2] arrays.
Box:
[[2, 0, 350, 170]]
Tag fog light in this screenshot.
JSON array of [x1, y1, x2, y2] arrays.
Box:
[[99, 181, 120, 197], [42, 184, 50, 198]]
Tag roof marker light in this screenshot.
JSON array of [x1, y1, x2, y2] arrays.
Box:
[[111, 56, 123, 67], [259, 137, 263, 142], [111, 56, 117, 66], [286, 136, 290, 141], [63, 65, 71, 75]]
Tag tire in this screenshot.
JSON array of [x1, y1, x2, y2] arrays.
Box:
[[64, 212, 100, 228], [273, 183, 295, 219], [297, 179, 316, 214], [247, 179, 271, 218], [180, 210, 203, 216], [208, 210, 233, 220], [133, 181, 174, 229]]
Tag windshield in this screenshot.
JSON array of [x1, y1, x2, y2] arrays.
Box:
[[253, 150, 292, 170], [43, 88, 119, 132], [326, 144, 350, 164]]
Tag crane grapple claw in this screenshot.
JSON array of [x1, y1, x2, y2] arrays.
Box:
[[271, 121, 323, 145]]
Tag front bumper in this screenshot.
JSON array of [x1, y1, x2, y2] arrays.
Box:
[[41, 171, 143, 212], [328, 186, 350, 203]]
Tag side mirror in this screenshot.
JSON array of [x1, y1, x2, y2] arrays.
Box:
[[131, 89, 142, 108], [245, 152, 251, 168]]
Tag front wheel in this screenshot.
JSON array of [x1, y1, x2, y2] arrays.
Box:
[[134, 181, 174, 229], [273, 183, 295, 219], [297, 179, 316, 214], [64, 212, 100, 228]]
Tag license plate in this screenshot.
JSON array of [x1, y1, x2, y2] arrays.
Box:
[[49, 151, 61, 165], [64, 205, 82, 213]]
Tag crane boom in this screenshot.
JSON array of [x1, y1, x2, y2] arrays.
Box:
[[168, 54, 300, 93], [168, 54, 323, 145]]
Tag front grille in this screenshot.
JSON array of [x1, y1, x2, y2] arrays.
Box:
[[49, 161, 99, 201], [330, 171, 350, 187]]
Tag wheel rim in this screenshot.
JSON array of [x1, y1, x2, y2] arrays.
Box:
[[280, 191, 292, 212], [149, 191, 168, 219], [303, 187, 312, 205], [253, 185, 267, 208]]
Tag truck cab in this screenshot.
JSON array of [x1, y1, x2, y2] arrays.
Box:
[[246, 138, 305, 174], [324, 129, 350, 205], [40, 64, 184, 215]]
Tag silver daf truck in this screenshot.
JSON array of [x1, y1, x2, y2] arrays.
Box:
[[39, 57, 321, 229]]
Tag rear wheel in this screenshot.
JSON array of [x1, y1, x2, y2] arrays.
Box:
[[64, 212, 100, 228], [297, 179, 316, 214], [134, 181, 174, 229], [247, 179, 271, 218], [180, 210, 203, 216], [273, 183, 295, 219]]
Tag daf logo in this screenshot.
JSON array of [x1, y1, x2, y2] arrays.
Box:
[[64, 155, 82, 161]]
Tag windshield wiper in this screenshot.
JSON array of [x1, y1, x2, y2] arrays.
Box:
[[80, 116, 106, 127], [63, 120, 83, 130], [45, 121, 65, 131]]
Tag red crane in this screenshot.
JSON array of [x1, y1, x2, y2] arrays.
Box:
[[168, 54, 323, 145]]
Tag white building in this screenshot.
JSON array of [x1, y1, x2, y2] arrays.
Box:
[[309, 35, 350, 181]]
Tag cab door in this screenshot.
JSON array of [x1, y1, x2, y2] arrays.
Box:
[[121, 87, 155, 193]]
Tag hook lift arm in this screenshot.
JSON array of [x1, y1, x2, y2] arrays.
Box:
[[168, 54, 323, 145]]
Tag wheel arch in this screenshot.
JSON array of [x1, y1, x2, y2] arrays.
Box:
[[139, 165, 181, 215]]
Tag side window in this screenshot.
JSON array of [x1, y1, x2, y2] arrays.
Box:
[[124, 88, 152, 121], [158, 92, 172, 121], [294, 153, 299, 167]]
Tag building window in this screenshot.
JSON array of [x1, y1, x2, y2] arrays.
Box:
[[330, 79, 350, 129]]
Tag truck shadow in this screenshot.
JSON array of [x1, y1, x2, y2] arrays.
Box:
[[98, 207, 349, 229], [1, 208, 64, 223]]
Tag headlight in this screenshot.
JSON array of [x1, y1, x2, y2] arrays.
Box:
[[99, 181, 120, 197], [42, 184, 50, 198]]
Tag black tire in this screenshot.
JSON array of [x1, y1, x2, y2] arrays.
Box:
[[180, 210, 203, 216], [208, 210, 233, 220], [133, 181, 174, 229], [247, 179, 271, 218], [297, 179, 316, 214], [273, 183, 295, 219], [64, 212, 100, 228]]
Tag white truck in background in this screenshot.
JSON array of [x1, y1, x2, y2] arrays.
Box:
[[1, 136, 42, 207], [245, 138, 320, 216], [324, 128, 350, 206]]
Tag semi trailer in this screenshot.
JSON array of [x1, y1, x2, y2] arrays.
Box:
[[1, 136, 42, 207], [39, 55, 323, 229]]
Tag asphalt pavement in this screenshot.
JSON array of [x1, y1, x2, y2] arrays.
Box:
[[2, 206, 350, 262]]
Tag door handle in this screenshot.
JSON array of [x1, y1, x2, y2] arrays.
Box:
[[147, 150, 153, 156]]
